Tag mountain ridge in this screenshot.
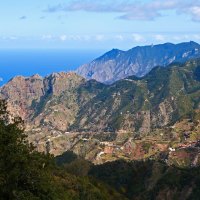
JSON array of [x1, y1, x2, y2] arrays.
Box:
[[1, 58, 200, 159], [2, 58, 200, 133], [76, 41, 200, 83]]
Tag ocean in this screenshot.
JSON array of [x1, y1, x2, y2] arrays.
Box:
[[0, 49, 105, 86]]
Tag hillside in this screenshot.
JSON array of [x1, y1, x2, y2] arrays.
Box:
[[0, 97, 200, 200], [0, 100, 127, 200], [76, 41, 200, 83], [56, 152, 200, 200], [1, 58, 200, 162], [73, 58, 200, 133]]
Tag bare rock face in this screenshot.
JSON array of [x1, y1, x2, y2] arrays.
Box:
[[0, 75, 44, 119], [44, 72, 85, 96], [0, 71, 105, 157], [0, 72, 86, 128]]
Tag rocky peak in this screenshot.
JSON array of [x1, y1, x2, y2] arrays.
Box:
[[30, 74, 43, 80], [44, 72, 85, 96], [0, 72, 85, 120], [0, 75, 44, 119], [97, 48, 123, 60], [0, 75, 44, 100]]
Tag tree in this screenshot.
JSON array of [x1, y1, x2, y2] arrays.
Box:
[[0, 100, 67, 200], [0, 100, 127, 200]]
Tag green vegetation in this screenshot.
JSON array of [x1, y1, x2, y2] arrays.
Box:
[[57, 153, 200, 200], [0, 100, 126, 200], [3, 58, 200, 199], [0, 100, 65, 200], [1, 98, 200, 199], [71, 59, 200, 133]]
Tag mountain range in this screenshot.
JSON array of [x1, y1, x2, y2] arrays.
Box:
[[76, 41, 200, 83], [1, 55, 200, 165], [3, 59, 200, 135]]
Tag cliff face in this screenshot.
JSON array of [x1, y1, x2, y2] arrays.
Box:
[[0, 72, 87, 128], [76, 41, 200, 83], [0, 74, 44, 119]]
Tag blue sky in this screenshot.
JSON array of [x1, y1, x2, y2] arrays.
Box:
[[1, 0, 200, 50]]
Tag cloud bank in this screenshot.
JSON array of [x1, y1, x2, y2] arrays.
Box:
[[44, 0, 200, 21]]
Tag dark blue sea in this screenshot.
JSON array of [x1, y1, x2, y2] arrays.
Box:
[[0, 49, 105, 86]]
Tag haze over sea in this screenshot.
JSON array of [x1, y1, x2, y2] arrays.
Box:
[[0, 49, 105, 86]]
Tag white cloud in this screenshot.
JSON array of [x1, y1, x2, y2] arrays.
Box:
[[154, 34, 166, 42], [0, 77, 3, 82], [193, 34, 200, 40], [44, 0, 200, 22], [71, 35, 82, 40], [187, 6, 200, 21], [132, 34, 145, 42], [115, 35, 124, 41], [82, 35, 91, 41], [9, 36, 17, 40], [4, 32, 194, 47], [172, 34, 190, 41], [95, 34, 105, 41], [42, 34, 53, 40], [59, 34, 84, 41], [172, 35, 182, 41], [60, 35, 67, 41]]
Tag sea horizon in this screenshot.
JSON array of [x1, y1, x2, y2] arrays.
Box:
[[0, 48, 106, 86]]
